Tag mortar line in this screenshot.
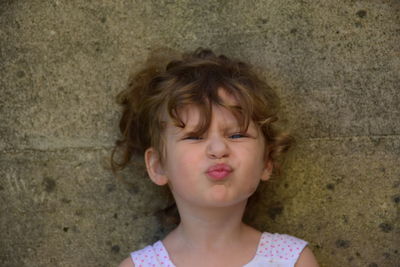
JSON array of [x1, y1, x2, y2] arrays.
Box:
[[0, 146, 113, 154], [303, 134, 400, 142]]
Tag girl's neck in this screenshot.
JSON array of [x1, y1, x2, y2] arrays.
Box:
[[163, 199, 258, 252]]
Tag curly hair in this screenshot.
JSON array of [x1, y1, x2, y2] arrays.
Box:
[[111, 48, 291, 177]]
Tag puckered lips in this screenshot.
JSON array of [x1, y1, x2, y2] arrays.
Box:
[[206, 163, 233, 180]]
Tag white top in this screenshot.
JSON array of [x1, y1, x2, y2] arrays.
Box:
[[130, 232, 308, 267]]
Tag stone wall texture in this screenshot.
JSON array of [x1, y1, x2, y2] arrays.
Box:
[[1, 1, 399, 266]]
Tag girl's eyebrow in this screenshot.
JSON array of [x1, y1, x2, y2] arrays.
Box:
[[182, 122, 248, 133]]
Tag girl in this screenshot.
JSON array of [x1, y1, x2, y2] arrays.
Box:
[[113, 48, 319, 267]]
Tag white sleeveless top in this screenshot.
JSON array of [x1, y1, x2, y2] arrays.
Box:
[[130, 232, 308, 267]]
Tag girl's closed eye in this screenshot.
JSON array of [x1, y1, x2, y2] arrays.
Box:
[[182, 133, 250, 140], [229, 132, 248, 139], [182, 135, 203, 140]]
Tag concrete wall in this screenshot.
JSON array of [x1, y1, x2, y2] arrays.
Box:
[[1, 1, 399, 266]]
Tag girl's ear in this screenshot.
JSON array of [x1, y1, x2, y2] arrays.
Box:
[[261, 160, 273, 181], [145, 147, 168, 186]]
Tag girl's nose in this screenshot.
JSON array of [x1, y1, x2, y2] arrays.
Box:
[[206, 136, 230, 159]]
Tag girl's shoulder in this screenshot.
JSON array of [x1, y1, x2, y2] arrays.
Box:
[[119, 241, 163, 267], [119, 240, 162, 267], [259, 232, 308, 249], [128, 240, 169, 267], [245, 232, 308, 266], [259, 233, 319, 267]]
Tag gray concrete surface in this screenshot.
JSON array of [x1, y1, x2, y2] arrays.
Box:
[[1, 0, 399, 266]]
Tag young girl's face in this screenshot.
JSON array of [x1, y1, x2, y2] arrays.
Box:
[[147, 89, 271, 209]]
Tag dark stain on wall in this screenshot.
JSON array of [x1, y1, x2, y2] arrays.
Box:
[[42, 177, 56, 193], [61, 198, 71, 204], [379, 223, 393, 233], [393, 195, 400, 204], [335, 239, 350, 249], [106, 183, 116, 193], [267, 203, 284, 220], [128, 184, 140, 194], [356, 10, 367, 18], [326, 183, 335, 191], [16, 70, 25, 78], [111, 245, 120, 254]]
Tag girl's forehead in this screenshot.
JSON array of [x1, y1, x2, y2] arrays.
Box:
[[177, 88, 239, 122], [217, 88, 238, 105], [178, 105, 237, 125], [163, 87, 252, 134]]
